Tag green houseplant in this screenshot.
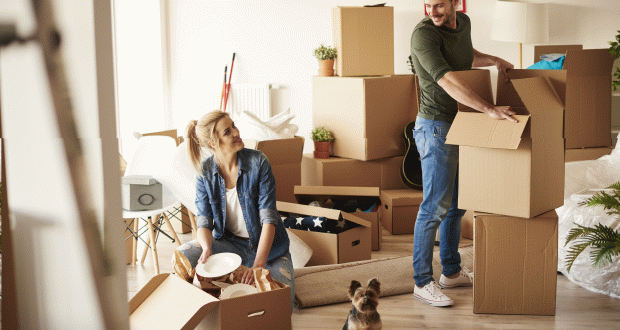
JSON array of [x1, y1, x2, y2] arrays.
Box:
[[565, 182, 620, 273], [314, 44, 337, 77], [311, 126, 334, 159], [609, 30, 620, 91]]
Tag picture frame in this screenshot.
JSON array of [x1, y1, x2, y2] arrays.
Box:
[[424, 0, 466, 15]]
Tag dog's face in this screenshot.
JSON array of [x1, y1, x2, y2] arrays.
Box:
[[348, 278, 381, 313]]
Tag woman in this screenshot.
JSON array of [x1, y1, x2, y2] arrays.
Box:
[[173, 110, 295, 311]]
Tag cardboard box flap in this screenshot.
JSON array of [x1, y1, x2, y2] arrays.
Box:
[[453, 70, 494, 112], [533, 44, 582, 63], [276, 201, 371, 227], [563, 49, 614, 77], [381, 189, 424, 206], [245, 136, 305, 165], [512, 77, 564, 113], [294, 185, 380, 204], [446, 112, 530, 149], [130, 274, 219, 330]]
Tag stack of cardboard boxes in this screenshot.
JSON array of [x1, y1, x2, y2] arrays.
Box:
[[292, 6, 423, 260], [446, 69, 568, 316]]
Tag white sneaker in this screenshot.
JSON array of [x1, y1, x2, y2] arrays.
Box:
[[413, 281, 454, 307], [439, 267, 474, 288]]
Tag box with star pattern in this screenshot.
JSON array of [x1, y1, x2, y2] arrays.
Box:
[[276, 198, 371, 267]]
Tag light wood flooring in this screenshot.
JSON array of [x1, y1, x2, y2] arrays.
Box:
[[127, 227, 620, 329]]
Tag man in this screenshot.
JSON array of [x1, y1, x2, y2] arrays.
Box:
[[410, 0, 517, 307]]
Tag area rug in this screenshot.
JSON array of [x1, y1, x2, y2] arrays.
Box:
[[294, 244, 473, 308]]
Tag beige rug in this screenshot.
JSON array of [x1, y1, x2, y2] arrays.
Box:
[[294, 244, 473, 308]]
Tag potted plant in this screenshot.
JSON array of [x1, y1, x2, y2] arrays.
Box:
[[565, 182, 620, 273], [609, 30, 620, 91], [314, 44, 337, 77], [311, 126, 334, 159]]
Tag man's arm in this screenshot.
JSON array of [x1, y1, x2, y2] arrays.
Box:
[[437, 71, 517, 122], [472, 48, 513, 82]]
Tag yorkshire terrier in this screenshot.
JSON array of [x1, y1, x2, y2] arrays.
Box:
[[343, 278, 382, 330]]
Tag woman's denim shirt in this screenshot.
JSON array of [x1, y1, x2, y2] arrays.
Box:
[[195, 148, 290, 263]]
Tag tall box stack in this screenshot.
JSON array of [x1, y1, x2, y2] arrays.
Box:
[[446, 70, 564, 315], [306, 6, 422, 253]]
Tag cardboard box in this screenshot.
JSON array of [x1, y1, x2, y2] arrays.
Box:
[[130, 273, 291, 330], [461, 210, 474, 240], [379, 189, 423, 235], [497, 45, 615, 149], [332, 6, 394, 77], [565, 147, 613, 162], [473, 211, 558, 315], [313, 75, 418, 161], [447, 72, 565, 218], [277, 200, 371, 266], [294, 185, 381, 251], [245, 136, 305, 203], [124, 219, 134, 265], [301, 154, 409, 190]]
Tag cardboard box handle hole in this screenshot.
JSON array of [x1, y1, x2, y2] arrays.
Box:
[[351, 240, 360, 247], [248, 310, 266, 318]]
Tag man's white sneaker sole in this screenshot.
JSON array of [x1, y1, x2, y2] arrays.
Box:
[[413, 292, 454, 307]]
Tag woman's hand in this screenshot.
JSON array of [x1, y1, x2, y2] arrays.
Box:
[[241, 263, 266, 285]]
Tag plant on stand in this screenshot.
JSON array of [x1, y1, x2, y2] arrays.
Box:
[[609, 30, 620, 91], [314, 44, 337, 77], [565, 182, 620, 273], [311, 126, 334, 159]]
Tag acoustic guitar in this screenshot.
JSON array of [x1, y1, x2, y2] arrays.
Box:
[[401, 56, 423, 190]]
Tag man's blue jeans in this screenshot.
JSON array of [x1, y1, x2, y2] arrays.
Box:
[[412, 116, 466, 287]]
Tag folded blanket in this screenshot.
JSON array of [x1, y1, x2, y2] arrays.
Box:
[[282, 215, 349, 234], [293, 244, 473, 308]]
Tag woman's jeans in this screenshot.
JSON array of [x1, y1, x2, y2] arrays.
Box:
[[412, 116, 466, 288], [174, 235, 296, 312]]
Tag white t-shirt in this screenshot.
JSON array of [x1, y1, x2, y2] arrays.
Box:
[[225, 186, 249, 238]]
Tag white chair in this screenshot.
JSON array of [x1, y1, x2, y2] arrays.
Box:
[[123, 135, 180, 274]]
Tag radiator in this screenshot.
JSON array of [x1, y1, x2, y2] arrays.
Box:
[[208, 83, 272, 121]]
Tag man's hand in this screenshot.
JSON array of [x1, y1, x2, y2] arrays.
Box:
[[494, 57, 514, 82], [197, 248, 212, 265], [487, 105, 517, 123]]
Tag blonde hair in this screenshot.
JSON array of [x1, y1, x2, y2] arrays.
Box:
[[185, 110, 230, 173]]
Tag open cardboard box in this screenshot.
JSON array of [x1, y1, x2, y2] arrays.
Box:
[[313, 75, 418, 161], [379, 189, 424, 235], [473, 211, 558, 315], [294, 185, 381, 251], [277, 199, 371, 266], [332, 6, 394, 77], [565, 146, 613, 162], [497, 45, 614, 149], [446, 70, 565, 218], [130, 273, 291, 330], [245, 136, 305, 203]]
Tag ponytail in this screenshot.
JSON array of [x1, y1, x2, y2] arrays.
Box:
[[185, 119, 203, 173]]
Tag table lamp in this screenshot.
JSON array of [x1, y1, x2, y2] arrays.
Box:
[[491, 0, 549, 69]]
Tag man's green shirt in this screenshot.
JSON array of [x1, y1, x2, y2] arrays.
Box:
[[411, 11, 474, 123]]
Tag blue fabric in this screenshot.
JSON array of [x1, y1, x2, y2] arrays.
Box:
[[282, 215, 349, 234], [527, 55, 565, 70], [412, 116, 465, 287], [194, 148, 290, 263], [176, 238, 295, 312]]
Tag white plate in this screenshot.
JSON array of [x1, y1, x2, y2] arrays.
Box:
[[195, 252, 242, 278], [220, 283, 258, 299]]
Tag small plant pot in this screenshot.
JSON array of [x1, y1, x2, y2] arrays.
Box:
[[318, 59, 335, 77], [313, 141, 331, 159]]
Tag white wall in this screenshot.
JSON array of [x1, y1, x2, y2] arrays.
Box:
[[0, 0, 127, 329], [156, 0, 620, 154]]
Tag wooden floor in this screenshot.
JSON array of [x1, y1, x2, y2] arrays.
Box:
[[127, 227, 620, 329]]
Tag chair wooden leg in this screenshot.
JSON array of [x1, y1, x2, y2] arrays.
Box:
[[146, 216, 160, 274], [140, 225, 151, 264], [188, 211, 198, 239], [132, 217, 139, 265], [162, 213, 182, 247]]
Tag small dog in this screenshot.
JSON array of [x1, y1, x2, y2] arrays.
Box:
[[343, 278, 382, 330]]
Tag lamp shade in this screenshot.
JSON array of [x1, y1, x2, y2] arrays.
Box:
[[491, 1, 549, 44]]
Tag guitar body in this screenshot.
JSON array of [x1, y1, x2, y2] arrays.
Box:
[[401, 120, 423, 190]]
